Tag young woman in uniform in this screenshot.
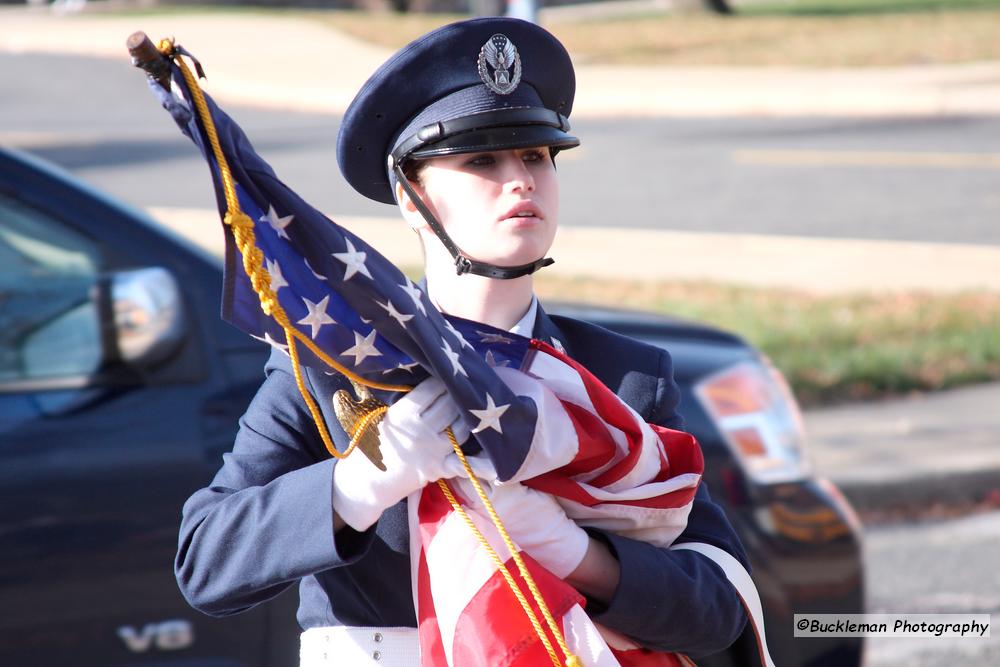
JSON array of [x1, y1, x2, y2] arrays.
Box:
[[175, 17, 752, 666]]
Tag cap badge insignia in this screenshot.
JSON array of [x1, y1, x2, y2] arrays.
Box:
[[478, 34, 522, 95]]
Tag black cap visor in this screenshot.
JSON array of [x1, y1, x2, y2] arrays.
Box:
[[391, 107, 579, 167], [410, 124, 579, 161]]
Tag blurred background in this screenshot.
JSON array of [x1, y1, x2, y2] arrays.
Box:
[[1, 0, 998, 665]]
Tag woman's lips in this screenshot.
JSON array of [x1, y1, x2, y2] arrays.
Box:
[[498, 201, 543, 223]]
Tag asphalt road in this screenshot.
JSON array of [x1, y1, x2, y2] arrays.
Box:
[[3, 51, 1000, 246], [862, 510, 1000, 666]]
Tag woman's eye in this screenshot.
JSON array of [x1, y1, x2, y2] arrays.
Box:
[[522, 150, 546, 162], [467, 155, 495, 167]]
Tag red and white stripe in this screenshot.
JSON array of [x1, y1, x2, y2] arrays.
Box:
[[409, 482, 697, 667], [409, 340, 772, 667], [519, 341, 702, 548]]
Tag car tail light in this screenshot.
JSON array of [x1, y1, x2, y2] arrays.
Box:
[[694, 359, 811, 484]]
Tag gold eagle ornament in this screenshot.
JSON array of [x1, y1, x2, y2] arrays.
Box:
[[333, 380, 389, 471]]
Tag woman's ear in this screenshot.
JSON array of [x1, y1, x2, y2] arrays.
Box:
[[395, 181, 414, 212], [396, 181, 427, 231]]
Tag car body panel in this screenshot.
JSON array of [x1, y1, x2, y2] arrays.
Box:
[[0, 147, 270, 666]]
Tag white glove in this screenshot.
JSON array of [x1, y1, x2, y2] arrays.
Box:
[[455, 479, 590, 579], [333, 377, 471, 531]]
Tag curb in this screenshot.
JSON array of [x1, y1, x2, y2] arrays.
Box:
[[804, 383, 1000, 518], [832, 470, 1000, 516]]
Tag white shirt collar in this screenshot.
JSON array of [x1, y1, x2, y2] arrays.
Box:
[[508, 295, 539, 337]]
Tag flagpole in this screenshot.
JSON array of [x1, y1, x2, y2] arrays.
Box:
[[126, 32, 171, 91]]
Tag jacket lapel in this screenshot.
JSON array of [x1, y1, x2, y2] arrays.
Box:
[[532, 302, 570, 357]]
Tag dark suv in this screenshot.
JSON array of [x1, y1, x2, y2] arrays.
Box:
[[0, 146, 864, 666]]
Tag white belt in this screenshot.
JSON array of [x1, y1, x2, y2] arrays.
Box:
[[300, 626, 420, 667]]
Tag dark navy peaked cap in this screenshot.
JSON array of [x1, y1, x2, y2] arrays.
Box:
[[337, 17, 580, 205]]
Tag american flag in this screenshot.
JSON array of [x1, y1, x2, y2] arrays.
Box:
[[410, 342, 704, 667], [148, 58, 770, 667]]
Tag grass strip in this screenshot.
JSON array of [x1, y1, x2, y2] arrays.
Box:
[[306, 6, 1000, 68], [532, 276, 1000, 406], [744, 0, 1000, 17], [100, 4, 1000, 68]]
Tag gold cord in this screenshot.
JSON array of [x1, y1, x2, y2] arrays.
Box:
[[439, 427, 581, 667]]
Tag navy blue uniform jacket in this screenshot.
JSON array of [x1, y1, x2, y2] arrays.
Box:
[[175, 306, 750, 659]]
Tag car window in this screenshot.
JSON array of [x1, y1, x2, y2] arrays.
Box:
[[0, 193, 104, 385]]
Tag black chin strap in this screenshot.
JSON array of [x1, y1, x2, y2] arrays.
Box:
[[394, 164, 554, 280]]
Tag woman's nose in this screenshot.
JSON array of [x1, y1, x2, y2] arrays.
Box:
[[502, 155, 535, 193]]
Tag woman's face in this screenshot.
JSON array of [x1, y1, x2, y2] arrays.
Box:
[[408, 146, 560, 269]]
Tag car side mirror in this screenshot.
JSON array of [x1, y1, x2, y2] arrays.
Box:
[[98, 267, 187, 369], [8, 267, 187, 404]]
